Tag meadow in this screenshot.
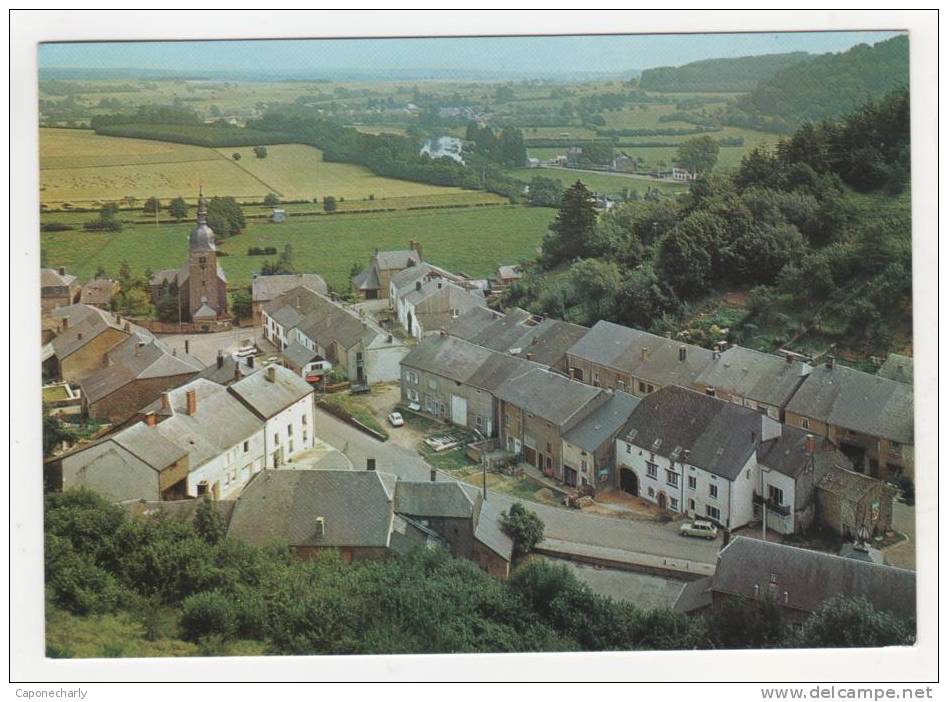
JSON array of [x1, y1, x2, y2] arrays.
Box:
[[39, 128, 488, 208], [41, 205, 555, 291], [507, 166, 689, 197]]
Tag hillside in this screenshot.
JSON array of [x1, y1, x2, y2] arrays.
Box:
[[638, 52, 810, 93], [734, 35, 908, 126]]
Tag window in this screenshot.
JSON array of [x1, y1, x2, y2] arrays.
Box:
[[475, 415, 483, 428], [670, 497, 679, 511], [687, 475, 697, 490], [768, 485, 784, 506], [273, 434, 280, 445], [288, 440, 294, 454], [428, 378, 438, 390], [243, 441, 249, 453], [625, 443, 632, 454], [581, 459, 588, 473], [709, 484, 718, 499], [302, 414, 308, 426], [646, 461, 658, 479], [405, 370, 419, 385], [647, 487, 655, 497], [705, 387, 716, 397], [706, 505, 721, 521], [287, 423, 293, 437], [407, 388, 419, 402], [646, 384, 655, 393], [688, 498, 695, 511], [666, 470, 679, 487], [801, 417, 810, 430]]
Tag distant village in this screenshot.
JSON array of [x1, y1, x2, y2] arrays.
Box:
[[41, 192, 915, 622]]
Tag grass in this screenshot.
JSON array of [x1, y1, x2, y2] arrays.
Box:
[[319, 392, 390, 439], [41, 204, 555, 291], [507, 167, 688, 196], [39, 128, 484, 208]]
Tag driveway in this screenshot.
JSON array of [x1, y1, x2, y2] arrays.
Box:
[[315, 407, 720, 565], [156, 326, 262, 366], [884, 500, 916, 570]]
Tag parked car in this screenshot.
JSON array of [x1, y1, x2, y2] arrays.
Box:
[[679, 519, 718, 540], [387, 411, 404, 427]]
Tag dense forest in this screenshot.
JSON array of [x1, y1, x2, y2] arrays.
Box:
[[45, 490, 913, 657], [505, 89, 911, 359], [638, 52, 810, 93]]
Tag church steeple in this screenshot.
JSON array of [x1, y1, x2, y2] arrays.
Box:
[[189, 186, 216, 252], [196, 185, 207, 225]]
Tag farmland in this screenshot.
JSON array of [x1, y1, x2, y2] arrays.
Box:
[[39, 128, 492, 208], [507, 166, 689, 196], [40, 204, 555, 292]]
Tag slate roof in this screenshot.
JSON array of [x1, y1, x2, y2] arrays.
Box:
[[227, 469, 398, 549], [673, 575, 713, 614], [120, 497, 236, 527], [228, 364, 314, 420], [375, 248, 421, 271], [49, 305, 131, 359], [877, 354, 913, 385], [567, 320, 714, 388], [712, 536, 916, 620], [493, 364, 603, 428], [400, 334, 495, 384], [497, 265, 521, 280], [464, 348, 538, 394], [41, 268, 77, 289], [79, 279, 116, 306], [473, 499, 514, 560], [265, 286, 383, 350], [252, 273, 328, 303], [563, 390, 641, 453], [785, 364, 914, 444], [621, 385, 762, 480], [390, 262, 458, 294], [394, 480, 477, 519], [351, 264, 380, 291], [757, 426, 852, 479], [512, 318, 589, 369], [694, 346, 812, 408], [281, 341, 320, 369], [818, 465, 890, 502], [149, 379, 263, 469], [106, 421, 188, 470], [443, 306, 501, 341], [196, 356, 252, 386], [192, 303, 218, 320], [149, 268, 179, 287], [79, 334, 202, 404]]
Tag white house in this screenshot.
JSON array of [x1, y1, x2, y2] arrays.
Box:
[[616, 386, 843, 534]]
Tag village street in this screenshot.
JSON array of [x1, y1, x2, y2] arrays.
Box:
[[315, 406, 722, 566]]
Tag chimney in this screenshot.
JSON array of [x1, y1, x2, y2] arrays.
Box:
[[145, 412, 157, 427], [186, 389, 197, 416], [184, 339, 190, 355], [266, 365, 277, 382], [77, 332, 83, 341], [761, 415, 782, 443], [641, 347, 649, 361], [416, 281, 422, 291], [440, 329, 448, 338], [411, 239, 423, 260], [123, 322, 130, 332], [160, 392, 170, 412], [217, 350, 224, 369], [61, 317, 68, 330], [172, 348, 177, 356], [785, 353, 793, 365], [234, 363, 241, 381], [569, 367, 576, 380], [430, 468, 437, 482], [527, 352, 535, 361], [804, 433, 816, 456], [366, 458, 376, 471], [58, 266, 65, 276], [135, 341, 145, 355], [679, 345, 687, 362], [825, 356, 835, 370], [314, 516, 325, 538], [437, 281, 442, 289], [248, 355, 255, 369]]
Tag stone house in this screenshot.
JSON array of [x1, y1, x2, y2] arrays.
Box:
[[351, 241, 423, 300], [561, 390, 640, 490], [388, 261, 467, 313], [41, 267, 81, 314], [54, 421, 190, 502], [79, 278, 119, 310], [251, 273, 327, 325], [78, 333, 204, 424], [692, 345, 813, 421], [491, 264, 522, 292], [677, 536, 916, 626], [784, 358, 914, 481], [396, 277, 485, 339], [43, 305, 134, 383], [616, 386, 843, 534], [817, 465, 898, 539], [566, 320, 713, 396]]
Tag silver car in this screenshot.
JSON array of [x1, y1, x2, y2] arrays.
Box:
[[679, 519, 718, 539]]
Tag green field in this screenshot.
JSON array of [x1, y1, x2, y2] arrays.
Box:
[[39, 128, 490, 208], [508, 167, 688, 196], [41, 205, 555, 292]]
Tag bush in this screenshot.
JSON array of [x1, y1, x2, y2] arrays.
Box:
[[41, 222, 75, 232], [180, 591, 238, 641], [500, 502, 544, 558]]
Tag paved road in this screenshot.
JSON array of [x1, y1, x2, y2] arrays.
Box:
[[315, 408, 720, 565], [884, 499, 916, 570], [157, 327, 262, 366]]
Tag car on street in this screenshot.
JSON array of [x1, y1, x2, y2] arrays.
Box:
[[679, 519, 718, 540], [387, 411, 404, 427]]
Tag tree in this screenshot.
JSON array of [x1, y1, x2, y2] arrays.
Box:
[[142, 197, 161, 215], [155, 281, 180, 323], [232, 152, 242, 161], [676, 135, 719, 174], [540, 181, 598, 268], [790, 596, 914, 648], [500, 502, 544, 558], [93, 265, 108, 280], [263, 193, 280, 207], [206, 196, 246, 238], [496, 128, 526, 167], [567, 258, 622, 325], [253, 145, 268, 159], [323, 196, 337, 213], [193, 496, 225, 545], [527, 176, 563, 208], [43, 407, 77, 457], [710, 595, 785, 649], [168, 197, 189, 222], [655, 211, 724, 298], [231, 289, 252, 321]]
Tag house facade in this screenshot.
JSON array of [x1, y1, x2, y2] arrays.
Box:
[[351, 241, 423, 300], [44, 305, 134, 383], [817, 466, 898, 539], [41, 267, 81, 314], [251, 273, 327, 325], [561, 390, 640, 489]]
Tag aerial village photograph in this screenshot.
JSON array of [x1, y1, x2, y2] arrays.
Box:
[[9, 8, 940, 692]]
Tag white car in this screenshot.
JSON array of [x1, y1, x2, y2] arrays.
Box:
[[679, 519, 718, 540], [387, 412, 404, 427]]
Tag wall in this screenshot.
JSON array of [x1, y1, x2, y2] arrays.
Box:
[[400, 365, 495, 434], [472, 540, 511, 579], [62, 442, 158, 502], [187, 428, 265, 499], [366, 334, 408, 384], [87, 372, 198, 425], [264, 394, 315, 467], [59, 328, 128, 382]]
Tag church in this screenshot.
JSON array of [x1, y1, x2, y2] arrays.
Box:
[[150, 190, 228, 323]]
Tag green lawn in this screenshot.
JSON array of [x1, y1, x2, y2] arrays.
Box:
[[41, 204, 555, 292], [508, 167, 688, 197]]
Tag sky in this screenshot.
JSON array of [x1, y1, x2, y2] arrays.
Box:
[[38, 31, 903, 78]]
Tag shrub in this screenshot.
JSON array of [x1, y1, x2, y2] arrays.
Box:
[[41, 222, 75, 232], [180, 590, 239, 641]]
